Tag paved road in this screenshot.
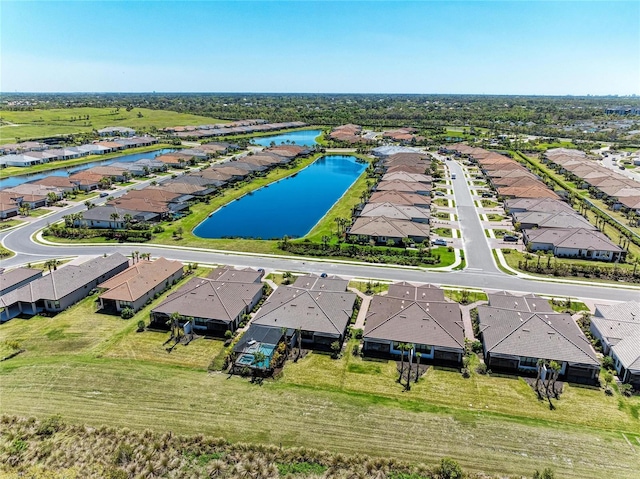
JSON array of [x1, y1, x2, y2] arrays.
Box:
[[444, 157, 499, 273], [2, 158, 640, 303]]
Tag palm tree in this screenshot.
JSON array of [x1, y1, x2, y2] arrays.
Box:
[[535, 358, 546, 393], [84, 200, 94, 209], [321, 235, 330, 250], [414, 352, 422, 383], [44, 259, 61, 273], [110, 212, 120, 227], [123, 213, 133, 228], [168, 312, 183, 340], [397, 343, 407, 383]]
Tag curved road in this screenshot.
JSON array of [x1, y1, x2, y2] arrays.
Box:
[[2, 159, 639, 303]]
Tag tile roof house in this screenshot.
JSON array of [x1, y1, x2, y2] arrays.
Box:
[[368, 191, 431, 208], [0, 253, 130, 322], [477, 300, 600, 384], [252, 274, 356, 349], [375, 180, 430, 196], [381, 172, 432, 184], [591, 301, 640, 387], [150, 268, 264, 335], [0, 192, 20, 219], [348, 216, 430, 244], [504, 198, 576, 215], [207, 266, 264, 284], [98, 257, 184, 313], [512, 211, 596, 230], [523, 227, 624, 262], [363, 283, 464, 365], [360, 202, 431, 223], [497, 185, 561, 200], [0, 267, 42, 296]]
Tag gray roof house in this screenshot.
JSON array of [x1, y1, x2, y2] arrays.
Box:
[[523, 228, 624, 262], [591, 301, 640, 387], [252, 274, 356, 349], [348, 216, 430, 244], [360, 202, 431, 223], [0, 267, 42, 296], [504, 198, 577, 215], [477, 302, 600, 384], [77, 205, 152, 229], [363, 283, 464, 365], [0, 253, 129, 322], [512, 211, 596, 230], [150, 268, 264, 335]]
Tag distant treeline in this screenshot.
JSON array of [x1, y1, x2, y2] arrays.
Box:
[[3, 92, 640, 142]]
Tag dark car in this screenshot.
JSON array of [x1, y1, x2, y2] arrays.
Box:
[[503, 235, 519, 242]]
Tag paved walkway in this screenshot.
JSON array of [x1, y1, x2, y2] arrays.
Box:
[[459, 300, 488, 341], [348, 287, 372, 330]]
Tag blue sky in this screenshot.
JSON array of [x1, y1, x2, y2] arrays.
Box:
[[2, 1, 639, 95]]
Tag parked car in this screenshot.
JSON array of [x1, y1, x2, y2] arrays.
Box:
[[432, 238, 448, 246], [503, 235, 519, 242], [99, 192, 109, 197], [434, 191, 445, 196], [481, 192, 493, 198]]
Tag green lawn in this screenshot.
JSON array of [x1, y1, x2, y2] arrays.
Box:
[[0, 296, 639, 478], [0, 107, 226, 143], [0, 219, 25, 230], [433, 227, 452, 238], [348, 279, 390, 295], [443, 288, 488, 304]]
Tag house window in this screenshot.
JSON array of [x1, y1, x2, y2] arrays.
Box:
[[519, 356, 538, 368], [415, 344, 432, 354], [54, 301, 60, 309]]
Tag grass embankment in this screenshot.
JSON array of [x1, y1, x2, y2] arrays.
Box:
[[0, 107, 226, 144], [0, 144, 176, 178], [1, 321, 637, 478]]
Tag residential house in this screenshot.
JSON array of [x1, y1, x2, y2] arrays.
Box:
[[368, 191, 431, 208], [252, 274, 356, 349], [477, 298, 600, 384], [0, 254, 130, 322], [512, 211, 596, 230], [360, 202, 430, 223], [150, 267, 263, 335], [31, 176, 80, 194], [68, 171, 105, 191], [348, 216, 430, 244], [375, 180, 431, 196], [98, 126, 136, 137], [363, 282, 464, 365], [591, 301, 640, 388], [523, 227, 624, 261], [77, 205, 149, 229], [98, 257, 184, 313], [0, 267, 42, 296], [381, 172, 432, 184], [0, 192, 20, 219], [504, 198, 575, 215], [85, 165, 129, 182]]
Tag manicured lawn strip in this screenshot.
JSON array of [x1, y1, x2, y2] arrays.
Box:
[[499, 249, 637, 281], [25, 208, 50, 217], [433, 227, 452, 238], [0, 219, 25, 230], [0, 144, 176, 178], [549, 299, 589, 313], [443, 288, 488, 303], [0, 107, 225, 143], [348, 280, 390, 295]]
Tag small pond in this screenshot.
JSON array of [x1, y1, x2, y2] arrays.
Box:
[[251, 129, 322, 147]]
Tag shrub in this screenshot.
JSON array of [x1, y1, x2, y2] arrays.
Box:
[[36, 414, 63, 436], [152, 225, 165, 233], [475, 363, 488, 375], [461, 367, 470, 378], [436, 458, 463, 479], [136, 320, 145, 332], [224, 330, 233, 340], [120, 307, 134, 319], [533, 467, 556, 479], [602, 355, 615, 371], [470, 340, 483, 354], [619, 383, 634, 397]]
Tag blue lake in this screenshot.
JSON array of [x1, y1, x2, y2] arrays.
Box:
[[0, 149, 175, 190], [194, 155, 366, 239], [251, 129, 322, 147]]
